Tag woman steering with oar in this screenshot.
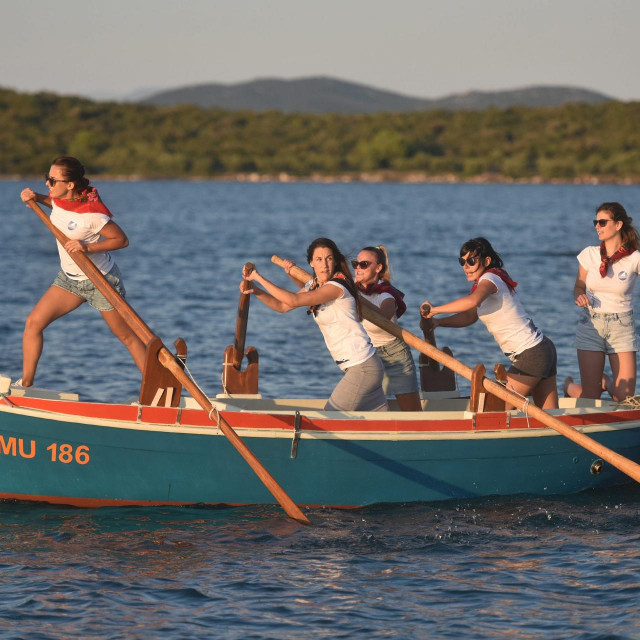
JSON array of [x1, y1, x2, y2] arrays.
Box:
[[421, 237, 559, 409], [242, 238, 388, 412], [18, 156, 146, 387]]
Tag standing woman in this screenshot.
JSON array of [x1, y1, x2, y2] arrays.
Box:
[[353, 246, 421, 411], [242, 237, 388, 412], [18, 156, 146, 387], [421, 237, 558, 409], [564, 202, 640, 401]]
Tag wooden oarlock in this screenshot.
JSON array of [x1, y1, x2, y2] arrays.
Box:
[[271, 254, 640, 486], [140, 336, 187, 407], [26, 201, 310, 525], [222, 262, 259, 394], [418, 317, 456, 392]]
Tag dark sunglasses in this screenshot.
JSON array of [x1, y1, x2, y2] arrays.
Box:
[[45, 174, 68, 186], [593, 219, 613, 227], [458, 256, 478, 267], [351, 260, 372, 269]]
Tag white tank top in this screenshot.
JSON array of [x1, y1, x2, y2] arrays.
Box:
[[306, 280, 375, 370]]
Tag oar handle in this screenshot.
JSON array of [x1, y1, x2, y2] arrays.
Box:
[[270, 254, 640, 485], [25, 200, 310, 525], [233, 262, 255, 369]]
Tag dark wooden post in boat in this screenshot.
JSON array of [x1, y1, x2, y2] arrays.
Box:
[[24, 201, 310, 525], [418, 316, 456, 392], [222, 263, 259, 394], [469, 363, 508, 413], [483, 364, 507, 412], [139, 337, 187, 407], [469, 364, 486, 412], [271, 254, 640, 486]]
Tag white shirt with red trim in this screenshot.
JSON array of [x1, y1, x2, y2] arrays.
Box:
[[578, 246, 640, 313], [50, 200, 114, 280]]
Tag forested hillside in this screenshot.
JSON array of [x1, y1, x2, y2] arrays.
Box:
[[2, 88, 639, 181]]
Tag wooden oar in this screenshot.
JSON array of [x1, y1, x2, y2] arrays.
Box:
[[232, 262, 254, 369], [271, 255, 640, 485], [24, 200, 310, 525]]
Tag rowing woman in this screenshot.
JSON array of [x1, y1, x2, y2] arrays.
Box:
[[241, 237, 388, 412]]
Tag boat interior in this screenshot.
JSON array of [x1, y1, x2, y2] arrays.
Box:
[[0, 374, 623, 420]]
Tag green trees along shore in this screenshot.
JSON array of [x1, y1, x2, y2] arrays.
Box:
[[2, 88, 639, 181]]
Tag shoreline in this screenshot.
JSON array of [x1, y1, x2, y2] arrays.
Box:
[[2, 171, 639, 185]]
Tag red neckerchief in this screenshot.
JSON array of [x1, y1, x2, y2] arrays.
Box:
[[600, 242, 634, 277], [52, 188, 113, 218], [471, 268, 518, 294], [357, 280, 407, 318], [308, 272, 348, 316]]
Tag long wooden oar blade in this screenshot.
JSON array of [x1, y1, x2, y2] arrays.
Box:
[[24, 200, 310, 525], [271, 254, 640, 486]]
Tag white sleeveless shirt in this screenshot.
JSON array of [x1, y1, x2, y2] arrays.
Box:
[[306, 280, 375, 370]]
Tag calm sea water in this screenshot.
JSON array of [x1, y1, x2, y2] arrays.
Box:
[[2, 180, 640, 639]]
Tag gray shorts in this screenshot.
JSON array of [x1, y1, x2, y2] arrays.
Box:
[[574, 309, 637, 354], [508, 336, 557, 379], [52, 264, 126, 312], [376, 338, 419, 396], [325, 354, 389, 412]]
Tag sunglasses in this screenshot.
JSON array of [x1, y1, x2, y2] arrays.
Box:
[[458, 256, 478, 267], [351, 260, 372, 269], [593, 219, 613, 227], [45, 174, 68, 186]]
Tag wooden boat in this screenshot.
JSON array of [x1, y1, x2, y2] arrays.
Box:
[[2, 375, 640, 508], [7, 200, 640, 521]]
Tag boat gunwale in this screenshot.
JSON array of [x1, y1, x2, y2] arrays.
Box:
[[3, 394, 640, 441]]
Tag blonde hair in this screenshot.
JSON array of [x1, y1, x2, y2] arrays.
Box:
[[361, 245, 391, 283]]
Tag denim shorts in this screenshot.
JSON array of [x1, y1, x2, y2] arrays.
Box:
[[375, 338, 419, 395], [52, 264, 126, 312], [508, 336, 557, 379], [575, 309, 637, 354]]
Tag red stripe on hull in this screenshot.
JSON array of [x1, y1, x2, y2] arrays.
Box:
[[6, 396, 640, 434]]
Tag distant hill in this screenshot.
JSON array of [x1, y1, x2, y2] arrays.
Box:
[[141, 76, 614, 113]]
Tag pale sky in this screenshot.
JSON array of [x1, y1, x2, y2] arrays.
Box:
[[2, 0, 638, 101]]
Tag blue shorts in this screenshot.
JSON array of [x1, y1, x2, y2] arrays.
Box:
[[52, 264, 126, 312], [575, 309, 637, 354], [375, 338, 419, 395]]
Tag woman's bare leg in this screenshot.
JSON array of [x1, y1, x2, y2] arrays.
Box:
[[100, 309, 146, 372], [607, 352, 636, 401], [506, 372, 559, 409], [395, 391, 423, 411], [22, 286, 85, 387], [565, 350, 606, 398]]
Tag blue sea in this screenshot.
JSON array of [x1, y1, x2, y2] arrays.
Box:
[[2, 180, 640, 639]]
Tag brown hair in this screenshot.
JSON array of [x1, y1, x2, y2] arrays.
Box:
[[306, 237, 361, 318], [597, 202, 640, 250], [52, 156, 91, 194]]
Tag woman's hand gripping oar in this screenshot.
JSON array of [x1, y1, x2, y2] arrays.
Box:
[[271, 254, 640, 486], [21, 199, 310, 525]]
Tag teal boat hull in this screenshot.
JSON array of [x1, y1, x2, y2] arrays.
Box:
[[1, 395, 639, 507]]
